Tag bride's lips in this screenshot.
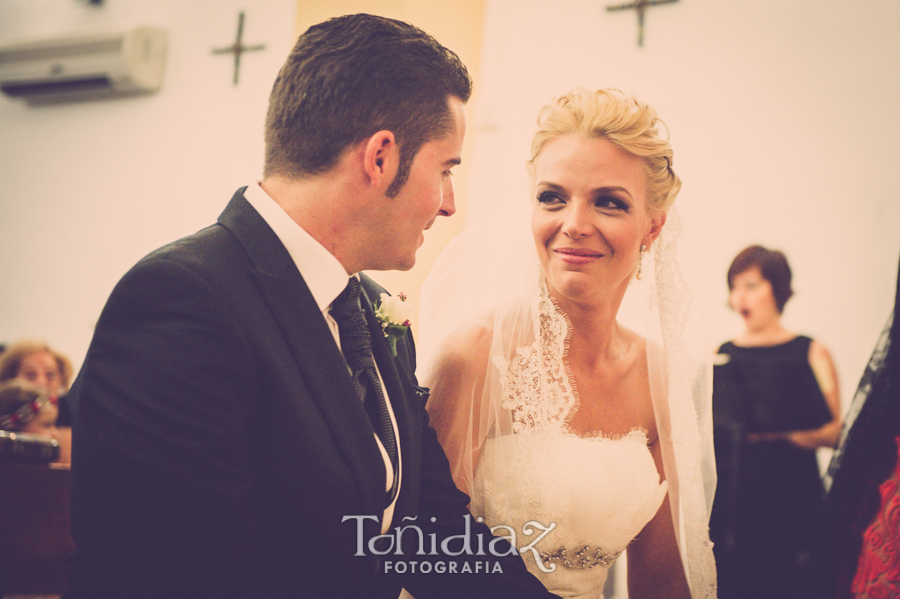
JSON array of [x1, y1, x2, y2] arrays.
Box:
[[553, 247, 603, 265]]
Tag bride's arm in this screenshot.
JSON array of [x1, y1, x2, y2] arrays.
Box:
[[626, 439, 691, 599], [424, 322, 493, 498]]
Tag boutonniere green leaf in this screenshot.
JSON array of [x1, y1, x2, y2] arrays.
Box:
[[375, 292, 413, 357]]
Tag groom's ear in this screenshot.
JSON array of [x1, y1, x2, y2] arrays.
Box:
[[363, 131, 399, 189]]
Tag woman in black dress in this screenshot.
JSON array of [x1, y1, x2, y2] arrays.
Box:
[[710, 245, 842, 599]]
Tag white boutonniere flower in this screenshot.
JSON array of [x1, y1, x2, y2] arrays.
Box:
[[375, 292, 413, 357]]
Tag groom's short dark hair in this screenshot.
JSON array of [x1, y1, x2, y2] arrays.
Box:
[[263, 13, 472, 196]]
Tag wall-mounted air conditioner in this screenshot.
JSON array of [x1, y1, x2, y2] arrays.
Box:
[[0, 26, 167, 104]]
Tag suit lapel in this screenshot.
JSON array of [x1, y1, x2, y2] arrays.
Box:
[[217, 190, 386, 515]]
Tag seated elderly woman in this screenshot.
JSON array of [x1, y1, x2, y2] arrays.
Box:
[[0, 340, 74, 463], [0, 340, 73, 398]]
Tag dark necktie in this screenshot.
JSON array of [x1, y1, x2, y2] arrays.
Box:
[[330, 277, 399, 504]]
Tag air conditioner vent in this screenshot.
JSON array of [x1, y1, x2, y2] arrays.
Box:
[[1, 76, 113, 98]]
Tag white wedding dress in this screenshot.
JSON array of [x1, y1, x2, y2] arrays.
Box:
[[465, 285, 667, 598], [473, 431, 666, 598], [420, 215, 718, 598]]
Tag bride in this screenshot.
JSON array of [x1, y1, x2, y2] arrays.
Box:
[[417, 89, 717, 598]]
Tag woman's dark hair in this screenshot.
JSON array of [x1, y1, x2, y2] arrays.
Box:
[[727, 245, 794, 312], [264, 13, 472, 197]]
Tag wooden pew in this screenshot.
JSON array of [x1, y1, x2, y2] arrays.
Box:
[[0, 461, 73, 597]]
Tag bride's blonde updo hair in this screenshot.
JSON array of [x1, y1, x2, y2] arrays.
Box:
[[527, 87, 681, 214]]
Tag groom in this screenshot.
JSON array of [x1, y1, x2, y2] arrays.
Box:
[[65, 13, 557, 599]]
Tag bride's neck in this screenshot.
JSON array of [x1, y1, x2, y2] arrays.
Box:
[[551, 291, 624, 360]]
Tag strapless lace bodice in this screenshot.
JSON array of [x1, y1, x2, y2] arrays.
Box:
[[465, 283, 668, 598], [471, 430, 667, 599]]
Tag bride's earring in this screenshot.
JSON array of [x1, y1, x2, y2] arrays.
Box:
[[636, 244, 647, 281]]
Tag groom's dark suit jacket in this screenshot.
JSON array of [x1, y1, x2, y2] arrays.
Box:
[[65, 189, 554, 599]]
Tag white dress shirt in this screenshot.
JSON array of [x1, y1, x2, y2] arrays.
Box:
[[243, 182, 401, 532]]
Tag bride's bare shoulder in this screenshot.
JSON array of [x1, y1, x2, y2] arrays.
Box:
[[433, 319, 495, 372]]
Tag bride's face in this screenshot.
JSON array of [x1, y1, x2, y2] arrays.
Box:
[[531, 135, 662, 305]]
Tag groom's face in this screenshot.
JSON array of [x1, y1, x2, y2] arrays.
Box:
[[372, 96, 466, 271]]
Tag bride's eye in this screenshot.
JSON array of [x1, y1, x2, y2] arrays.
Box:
[[536, 190, 564, 206], [595, 195, 630, 212]]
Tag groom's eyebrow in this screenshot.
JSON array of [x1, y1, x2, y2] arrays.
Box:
[[445, 157, 462, 167]]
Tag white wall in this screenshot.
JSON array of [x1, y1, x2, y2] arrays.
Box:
[[0, 0, 297, 370], [2, 0, 898, 411], [465, 0, 900, 413]]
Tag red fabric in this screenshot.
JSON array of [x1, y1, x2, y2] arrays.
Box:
[[851, 436, 900, 598]]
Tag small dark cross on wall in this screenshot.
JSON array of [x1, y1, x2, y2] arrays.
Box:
[[606, 0, 678, 47], [212, 11, 266, 85]]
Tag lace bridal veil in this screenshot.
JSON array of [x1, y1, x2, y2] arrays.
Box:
[[416, 96, 717, 597]]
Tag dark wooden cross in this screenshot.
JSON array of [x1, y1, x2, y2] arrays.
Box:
[[212, 11, 266, 85], [606, 0, 678, 47]]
